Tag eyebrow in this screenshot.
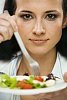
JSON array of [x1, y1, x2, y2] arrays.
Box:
[[20, 10, 59, 14], [20, 10, 33, 13], [45, 10, 59, 13]]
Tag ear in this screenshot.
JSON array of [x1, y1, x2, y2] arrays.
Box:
[[62, 17, 67, 29]]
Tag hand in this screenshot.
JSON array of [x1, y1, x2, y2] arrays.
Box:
[[36, 73, 67, 100], [29, 88, 67, 100], [20, 88, 67, 100], [21, 73, 67, 100], [36, 72, 67, 100], [63, 72, 67, 82], [0, 10, 18, 43], [24, 73, 67, 100]]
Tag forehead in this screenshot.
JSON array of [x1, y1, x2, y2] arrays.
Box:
[[16, 0, 63, 12]]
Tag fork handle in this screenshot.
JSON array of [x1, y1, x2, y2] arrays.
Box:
[[14, 32, 35, 63], [14, 32, 40, 75]]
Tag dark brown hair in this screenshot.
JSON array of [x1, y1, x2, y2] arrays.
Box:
[[0, 0, 67, 60]]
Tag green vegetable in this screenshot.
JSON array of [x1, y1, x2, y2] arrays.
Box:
[[0, 82, 7, 88], [0, 74, 17, 89], [41, 84, 47, 88], [0, 74, 48, 89], [33, 83, 41, 88], [25, 75, 34, 84]]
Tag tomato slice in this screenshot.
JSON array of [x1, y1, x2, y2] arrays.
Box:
[[34, 76, 44, 82], [17, 80, 33, 89]]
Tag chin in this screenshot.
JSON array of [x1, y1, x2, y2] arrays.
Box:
[[28, 47, 48, 55], [31, 50, 46, 55]]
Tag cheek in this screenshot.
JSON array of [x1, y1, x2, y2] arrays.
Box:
[[16, 19, 34, 37], [46, 22, 62, 47], [46, 21, 62, 39], [16, 19, 34, 46]]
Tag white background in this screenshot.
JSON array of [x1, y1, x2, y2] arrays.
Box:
[[0, 0, 5, 13]]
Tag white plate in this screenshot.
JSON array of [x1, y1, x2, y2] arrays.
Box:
[[0, 76, 67, 95]]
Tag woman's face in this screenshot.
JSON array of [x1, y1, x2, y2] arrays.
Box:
[[15, 0, 63, 56]]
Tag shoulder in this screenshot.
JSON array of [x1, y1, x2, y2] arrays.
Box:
[[0, 55, 21, 75], [58, 52, 67, 74]]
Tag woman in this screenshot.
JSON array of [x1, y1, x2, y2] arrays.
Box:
[[0, 0, 67, 100]]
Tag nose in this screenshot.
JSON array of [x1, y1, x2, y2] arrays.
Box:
[[32, 20, 45, 35]]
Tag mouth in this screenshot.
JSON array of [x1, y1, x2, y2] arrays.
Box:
[[29, 38, 49, 45]]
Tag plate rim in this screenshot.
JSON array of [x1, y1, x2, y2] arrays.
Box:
[[0, 76, 67, 95]]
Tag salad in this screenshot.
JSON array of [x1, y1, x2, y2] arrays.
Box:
[[0, 73, 56, 89], [0, 74, 17, 89]]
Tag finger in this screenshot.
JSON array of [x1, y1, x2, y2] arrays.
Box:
[[5, 10, 18, 32], [63, 72, 67, 82], [0, 11, 18, 32], [0, 19, 13, 34], [11, 15, 18, 32], [46, 87, 67, 98], [0, 19, 14, 37], [3, 10, 9, 14], [0, 18, 11, 27], [0, 34, 4, 43], [0, 18, 14, 42], [33, 93, 52, 100], [0, 25, 12, 42]]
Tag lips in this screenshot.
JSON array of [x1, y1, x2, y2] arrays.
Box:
[[29, 39, 49, 45]]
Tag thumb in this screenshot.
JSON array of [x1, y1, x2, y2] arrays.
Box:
[[11, 15, 18, 32], [63, 72, 67, 82], [4, 10, 18, 32]]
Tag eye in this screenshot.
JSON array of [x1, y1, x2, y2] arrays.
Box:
[[19, 14, 33, 21], [45, 14, 58, 21]]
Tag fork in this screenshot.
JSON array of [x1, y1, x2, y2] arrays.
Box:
[[0, 1, 40, 76], [14, 32, 40, 76]]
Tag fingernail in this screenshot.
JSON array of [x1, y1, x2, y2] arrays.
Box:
[[0, 35, 4, 43], [4, 10, 9, 13]]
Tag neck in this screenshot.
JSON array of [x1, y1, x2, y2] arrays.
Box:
[[17, 48, 57, 76], [28, 48, 57, 75]]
